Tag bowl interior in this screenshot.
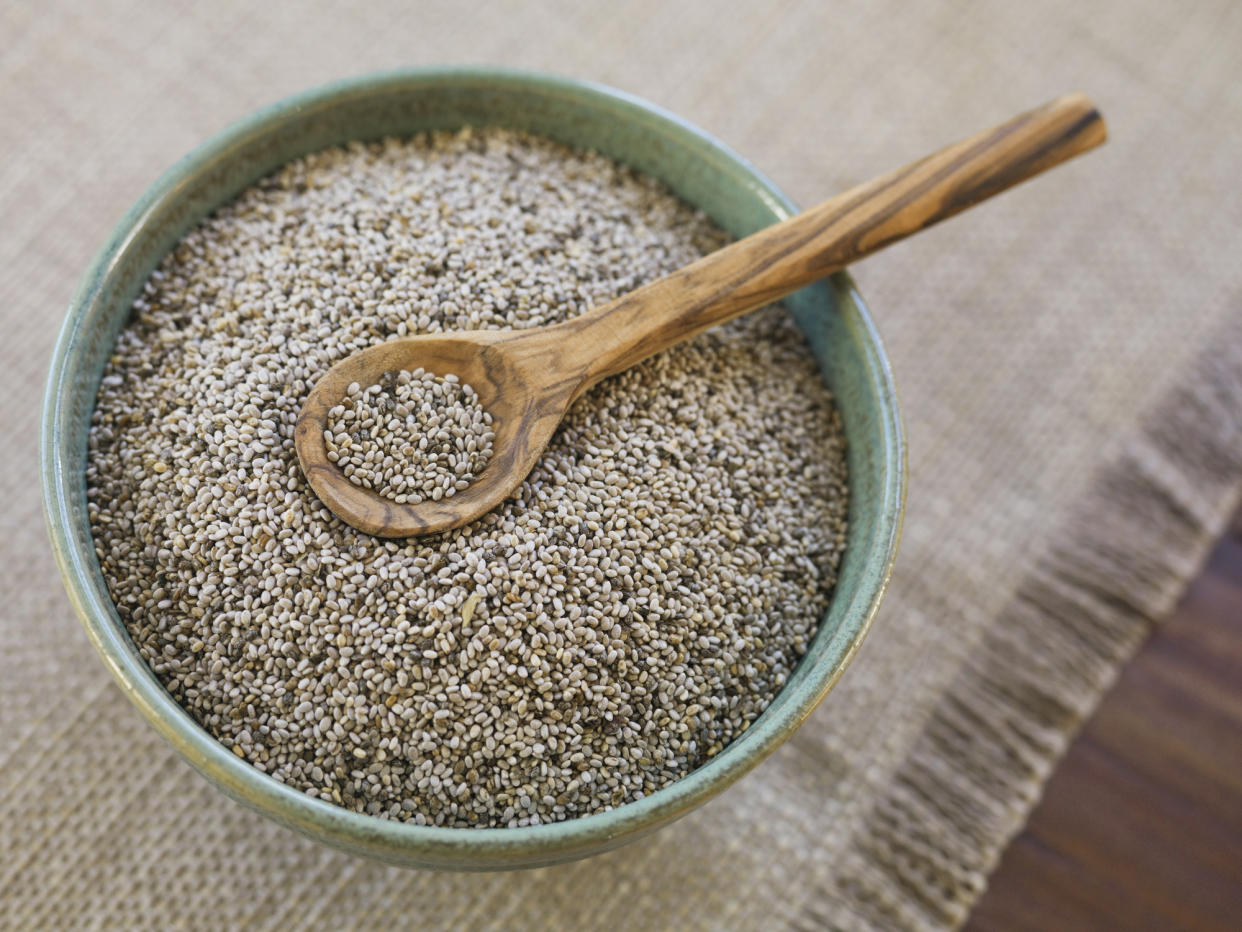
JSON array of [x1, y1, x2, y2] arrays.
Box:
[[42, 69, 903, 870]]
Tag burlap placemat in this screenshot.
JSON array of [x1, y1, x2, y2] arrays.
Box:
[[4, 1, 1241, 928]]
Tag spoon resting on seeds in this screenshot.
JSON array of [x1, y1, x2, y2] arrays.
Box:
[[296, 92, 1106, 537]]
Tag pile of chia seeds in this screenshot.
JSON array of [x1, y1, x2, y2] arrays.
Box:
[[86, 128, 849, 827], [324, 369, 494, 505]]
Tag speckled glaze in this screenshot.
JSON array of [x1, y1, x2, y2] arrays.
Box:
[[41, 68, 905, 870]]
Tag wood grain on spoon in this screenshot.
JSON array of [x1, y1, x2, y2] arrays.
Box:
[[296, 92, 1106, 537]]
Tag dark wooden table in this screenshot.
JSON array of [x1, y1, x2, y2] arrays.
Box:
[[966, 511, 1242, 931]]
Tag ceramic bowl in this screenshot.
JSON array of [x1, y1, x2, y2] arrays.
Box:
[[41, 68, 904, 870]]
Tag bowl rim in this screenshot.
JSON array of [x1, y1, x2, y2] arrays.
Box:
[[41, 66, 905, 866]]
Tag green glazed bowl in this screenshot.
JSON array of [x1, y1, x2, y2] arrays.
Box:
[[41, 68, 904, 870]]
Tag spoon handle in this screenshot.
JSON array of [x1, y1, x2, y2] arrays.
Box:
[[556, 92, 1105, 386]]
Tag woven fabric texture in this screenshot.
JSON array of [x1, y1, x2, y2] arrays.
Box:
[[3, 1, 1241, 928]]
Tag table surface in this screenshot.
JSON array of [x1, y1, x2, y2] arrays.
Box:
[[966, 510, 1242, 931]]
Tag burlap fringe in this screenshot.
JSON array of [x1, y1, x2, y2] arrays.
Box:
[[800, 309, 1242, 931]]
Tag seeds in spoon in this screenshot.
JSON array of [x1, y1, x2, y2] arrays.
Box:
[[323, 369, 495, 504]]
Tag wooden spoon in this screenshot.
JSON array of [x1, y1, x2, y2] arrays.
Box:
[[296, 92, 1105, 537]]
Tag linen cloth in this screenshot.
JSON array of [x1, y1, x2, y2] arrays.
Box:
[[3, 1, 1241, 928]]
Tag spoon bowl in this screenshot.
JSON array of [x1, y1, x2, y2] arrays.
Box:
[[296, 327, 580, 536]]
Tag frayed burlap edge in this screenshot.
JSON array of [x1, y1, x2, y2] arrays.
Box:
[[797, 307, 1242, 931]]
